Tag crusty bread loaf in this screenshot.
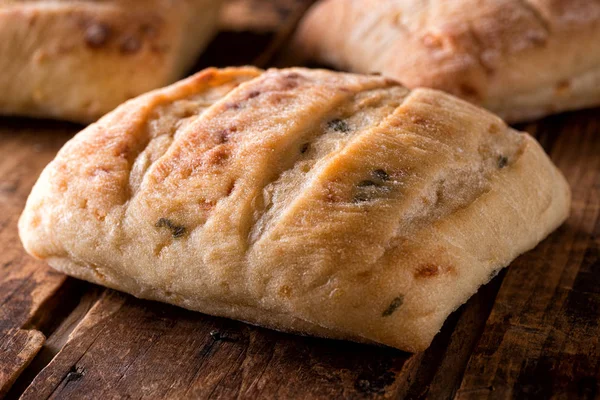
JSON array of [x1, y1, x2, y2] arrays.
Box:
[[0, 0, 222, 123], [19, 67, 570, 352], [292, 0, 600, 123]]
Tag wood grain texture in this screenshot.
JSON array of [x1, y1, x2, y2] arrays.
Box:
[[5, 282, 104, 399], [0, 121, 75, 327], [19, 285, 500, 400], [0, 329, 43, 398], [198, 0, 317, 68], [0, 120, 80, 397], [221, 0, 312, 32], [0, 0, 599, 398]]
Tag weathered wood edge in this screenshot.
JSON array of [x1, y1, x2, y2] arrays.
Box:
[[0, 122, 85, 398], [0, 329, 44, 399]]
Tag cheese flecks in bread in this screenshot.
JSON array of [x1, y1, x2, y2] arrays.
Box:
[[292, 0, 600, 123], [0, 0, 222, 123], [19, 67, 571, 352]]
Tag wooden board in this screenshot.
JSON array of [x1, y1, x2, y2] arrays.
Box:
[[0, 120, 82, 398], [1, 1, 599, 398]]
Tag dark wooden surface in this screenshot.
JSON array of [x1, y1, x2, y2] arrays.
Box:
[[1, 1, 599, 399]]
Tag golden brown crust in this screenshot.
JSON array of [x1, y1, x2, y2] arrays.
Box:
[[19, 67, 570, 352], [292, 0, 600, 122], [0, 0, 222, 123]]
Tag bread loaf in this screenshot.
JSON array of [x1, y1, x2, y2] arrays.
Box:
[[0, 0, 222, 123], [292, 0, 600, 122], [19, 67, 571, 351]]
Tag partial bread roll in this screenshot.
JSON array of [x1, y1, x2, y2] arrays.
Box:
[[19, 67, 570, 352], [0, 0, 222, 123], [292, 0, 600, 123]]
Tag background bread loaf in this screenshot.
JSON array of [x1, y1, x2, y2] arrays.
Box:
[[0, 0, 222, 123], [292, 0, 600, 122]]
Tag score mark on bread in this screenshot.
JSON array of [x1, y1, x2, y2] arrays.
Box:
[[19, 67, 570, 352]]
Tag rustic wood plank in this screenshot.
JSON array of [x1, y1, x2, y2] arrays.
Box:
[[0, 119, 82, 396], [20, 291, 405, 399], [14, 254, 505, 399], [221, 0, 311, 32], [0, 121, 76, 321], [195, 0, 316, 69], [20, 287, 500, 399], [456, 109, 600, 399], [4, 283, 104, 399], [0, 329, 44, 398]]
